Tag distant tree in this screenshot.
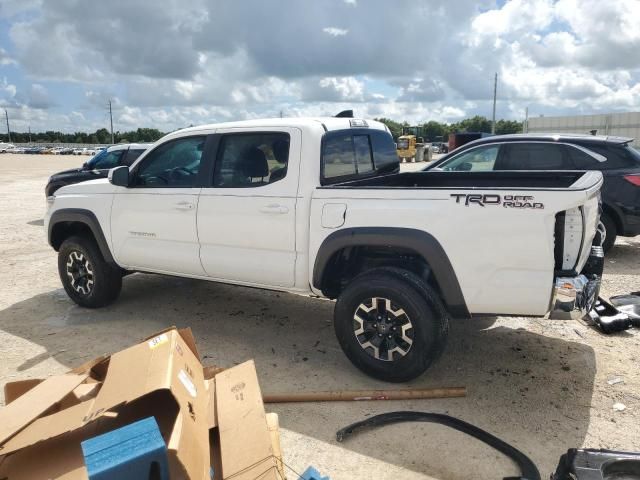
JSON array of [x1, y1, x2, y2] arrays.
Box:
[[450, 115, 492, 133], [495, 119, 523, 135], [421, 120, 448, 142], [374, 117, 403, 139], [95, 128, 111, 144]]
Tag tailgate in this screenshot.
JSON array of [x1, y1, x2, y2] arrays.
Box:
[[565, 171, 603, 273]]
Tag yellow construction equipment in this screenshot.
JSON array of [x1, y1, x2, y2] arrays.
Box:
[[396, 134, 417, 162]]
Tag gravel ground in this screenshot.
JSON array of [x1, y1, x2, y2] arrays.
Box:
[[0, 154, 638, 480]]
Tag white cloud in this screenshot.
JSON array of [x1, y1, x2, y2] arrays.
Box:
[[1, 0, 640, 133], [322, 27, 348, 37]]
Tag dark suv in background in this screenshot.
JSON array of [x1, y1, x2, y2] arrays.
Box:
[[45, 143, 151, 197], [426, 134, 640, 251]]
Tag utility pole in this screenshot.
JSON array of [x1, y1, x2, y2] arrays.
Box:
[[524, 107, 528, 133], [28, 125, 32, 143], [4, 109, 11, 143], [491, 73, 497, 134], [108, 100, 114, 144]]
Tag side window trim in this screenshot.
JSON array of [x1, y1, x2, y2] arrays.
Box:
[[129, 134, 213, 189]]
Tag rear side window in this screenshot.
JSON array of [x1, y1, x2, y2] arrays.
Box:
[[321, 129, 399, 184], [565, 145, 602, 169], [573, 143, 639, 170], [499, 143, 571, 170], [213, 132, 290, 188]]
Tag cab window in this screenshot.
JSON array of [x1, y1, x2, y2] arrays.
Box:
[[213, 133, 290, 188], [441, 145, 500, 172], [134, 136, 205, 187]]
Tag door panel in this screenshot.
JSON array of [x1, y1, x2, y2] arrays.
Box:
[[110, 135, 207, 275], [197, 127, 301, 287], [111, 189, 204, 275]]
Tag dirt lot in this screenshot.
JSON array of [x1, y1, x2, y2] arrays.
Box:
[[1, 153, 639, 479]]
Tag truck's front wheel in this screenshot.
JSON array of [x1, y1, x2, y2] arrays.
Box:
[[58, 235, 122, 308], [334, 267, 449, 382]]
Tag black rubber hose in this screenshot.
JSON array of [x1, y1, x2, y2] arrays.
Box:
[[336, 411, 541, 480]]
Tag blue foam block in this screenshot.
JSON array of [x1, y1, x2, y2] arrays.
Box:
[[81, 416, 169, 480], [301, 466, 331, 480]]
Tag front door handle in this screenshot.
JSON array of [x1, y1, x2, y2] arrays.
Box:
[[174, 201, 195, 211], [260, 204, 289, 214]]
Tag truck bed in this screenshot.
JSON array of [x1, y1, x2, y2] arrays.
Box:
[[326, 170, 587, 190]]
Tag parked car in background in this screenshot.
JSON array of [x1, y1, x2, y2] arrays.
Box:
[[45, 143, 152, 196], [0, 142, 15, 153], [425, 133, 640, 251]]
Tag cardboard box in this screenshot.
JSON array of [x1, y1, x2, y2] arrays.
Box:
[[0, 327, 283, 480]]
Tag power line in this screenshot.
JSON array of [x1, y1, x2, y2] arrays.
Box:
[[491, 73, 497, 134], [4, 109, 11, 143], [108, 99, 114, 144]]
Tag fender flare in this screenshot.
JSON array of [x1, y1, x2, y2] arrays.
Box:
[[312, 227, 469, 318], [48, 208, 116, 265]]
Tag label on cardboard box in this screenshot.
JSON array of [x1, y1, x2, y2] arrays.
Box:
[[148, 333, 169, 349], [178, 369, 197, 398]]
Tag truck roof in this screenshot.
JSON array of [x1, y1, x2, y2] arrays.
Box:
[[169, 117, 389, 136]]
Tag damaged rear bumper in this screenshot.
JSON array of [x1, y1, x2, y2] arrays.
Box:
[[548, 246, 603, 320]]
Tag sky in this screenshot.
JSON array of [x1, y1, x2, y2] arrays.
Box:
[[0, 0, 639, 133]]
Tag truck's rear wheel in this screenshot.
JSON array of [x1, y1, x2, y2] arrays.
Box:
[[334, 267, 449, 382], [58, 235, 122, 308]]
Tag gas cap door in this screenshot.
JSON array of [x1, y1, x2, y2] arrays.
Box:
[[321, 203, 347, 228]]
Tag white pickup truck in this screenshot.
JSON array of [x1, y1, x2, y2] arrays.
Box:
[[45, 116, 604, 381]]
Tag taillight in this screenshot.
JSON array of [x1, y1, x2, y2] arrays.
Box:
[[624, 174, 640, 186]]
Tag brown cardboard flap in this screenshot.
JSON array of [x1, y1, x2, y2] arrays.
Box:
[[205, 378, 217, 429], [0, 373, 88, 446], [215, 360, 279, 480], [266, 413, 284, 480], [1, 401, 95, 455], [4, 379, 43, 405]]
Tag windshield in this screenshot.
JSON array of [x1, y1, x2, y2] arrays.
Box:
[[86, 149, 108, 168], [397, 138, 409, 149]]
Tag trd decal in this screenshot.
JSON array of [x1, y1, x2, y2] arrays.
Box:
[[451, 194, 544, 209]]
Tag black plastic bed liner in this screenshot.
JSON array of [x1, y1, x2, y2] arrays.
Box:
[[328, 171, 585, 190]]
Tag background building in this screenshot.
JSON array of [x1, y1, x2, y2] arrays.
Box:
[[525, 112, 640, 147]]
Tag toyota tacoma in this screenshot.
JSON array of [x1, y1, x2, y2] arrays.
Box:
[[45, 116, 604, 381]]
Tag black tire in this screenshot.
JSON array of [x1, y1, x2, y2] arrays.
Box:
[[600, 213, 617, 253], [334, 267, 449, 382], [58, 235, 122, 308]]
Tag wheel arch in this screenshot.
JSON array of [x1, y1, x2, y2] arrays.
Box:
[[312, 227, 469, 318], [48, 209, 116, 265], [601, 202, 624, 234]]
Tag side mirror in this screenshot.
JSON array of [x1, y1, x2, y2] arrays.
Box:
[[109, 166, 130, 187]]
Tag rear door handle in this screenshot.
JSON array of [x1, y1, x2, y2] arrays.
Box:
[[260, 204, 289, 214], [174, 201, 195, 211]]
